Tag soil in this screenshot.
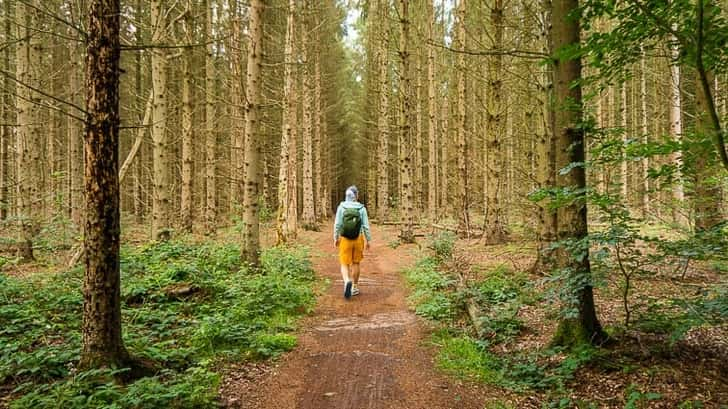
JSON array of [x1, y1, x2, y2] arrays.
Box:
[[220, 225, 493, 409]]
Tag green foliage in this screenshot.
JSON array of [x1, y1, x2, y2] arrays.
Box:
[[624, 383, 662, 409], [635, 284, 728, 344], [12, 367, 219, 409], [433, 330, 602, 393], [1, 241, 316, 407], [403, 257, 457, 321], [466, 266, 536, 343], [427, 231, 457, 262]]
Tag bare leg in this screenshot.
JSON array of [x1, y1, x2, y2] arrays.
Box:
[[340, 264, 351, 283], [351, 263, 361, 286]]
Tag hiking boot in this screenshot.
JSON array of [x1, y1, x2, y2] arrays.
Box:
[[344, 280, 352, 299], [351, 286, 360, 296]]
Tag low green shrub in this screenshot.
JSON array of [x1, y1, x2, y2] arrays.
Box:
[[1, 241, 317, 408]]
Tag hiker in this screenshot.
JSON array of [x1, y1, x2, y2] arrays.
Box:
[[334, 186, 372, 299]]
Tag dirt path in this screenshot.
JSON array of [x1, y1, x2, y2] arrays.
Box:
[[227, 225, 489, 409]]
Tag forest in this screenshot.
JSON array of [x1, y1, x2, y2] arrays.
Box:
[[0, 0, 726, 408]]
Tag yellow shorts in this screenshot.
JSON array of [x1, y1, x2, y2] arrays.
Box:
[[339, 235, 365, 265]]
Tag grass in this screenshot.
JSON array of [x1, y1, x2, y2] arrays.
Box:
[[0, 240, 317, 408]]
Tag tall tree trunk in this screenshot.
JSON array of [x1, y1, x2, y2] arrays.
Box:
[[180, 1, 195, 233], [440, 91, 449, 217], [669, 34, 686, 225], [398, 0, 414, 242], [313, 31, 324, 221], [414, 15, 424, 214], [277, 0, 297, 244], [550, 0, 606, 347], [80, 0, 129, 369], [620, 83, 628, 200], [241, 0, 264, 266], [15, 0, 43, 261], [133, 0, 145, 224], [205, 0, 217, 234], [376, 3, 390, 220], [151, 0, 170, 240], [0, 0, 11, 222], [532, 1, 557, 274], [640, 46, 650, 218], [301, 0, 317, 230], [455, 0, 469, 233], [426, 0, 437, 222], [229, 0, 245, 217], [484, 0, 507, 243]]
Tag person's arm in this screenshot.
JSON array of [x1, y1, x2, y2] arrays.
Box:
[[360, 206, 372, 245], [333, 204, 344, 243]]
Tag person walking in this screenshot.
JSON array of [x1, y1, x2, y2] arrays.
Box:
[[334, 186, 372, 299]]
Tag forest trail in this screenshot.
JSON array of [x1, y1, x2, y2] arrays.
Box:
[[231, 224, 489, 409]]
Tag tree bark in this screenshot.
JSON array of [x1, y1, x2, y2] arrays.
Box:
[[484, 0, 508, 244], [15, 0, 43, 261], [205, 0, 217, 234], [80, 0, 129, 369], [398, 0, 415, 242], [229, 0, 245, 218], [301, 0, 317, 230], [151, 0, 170, 240], [426, 0, 438, 222], [532, 1, 557, 274], [376, 3, 390, 220], [640, 46, 650, 218], [668, 34, 686, 225], [277, 0, 298, 244], [241, 0, 264, 266], [180, 2, 195, 232], [455, 0, 469, 234], [550, 0, 607, 348]]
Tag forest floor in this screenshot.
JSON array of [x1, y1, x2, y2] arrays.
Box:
[[219, 222, 727, 409], [220, 224, 493, 409]]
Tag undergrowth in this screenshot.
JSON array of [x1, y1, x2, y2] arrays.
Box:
[[0, 241, 316, 408], [402, 232, 597, 401]]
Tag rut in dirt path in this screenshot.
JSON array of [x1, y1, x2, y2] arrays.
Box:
[[235, 225, 488, 409]]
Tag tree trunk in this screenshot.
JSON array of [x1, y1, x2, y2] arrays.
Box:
[[313, 31, 324, 221], [426, 0, 437, 222], [241, 0, 264, 266], [620, 83, 628, 200], [301, 0, 317, 230], [640, 46, 650, 218], [669, 34, 686, 225], [414, 16, 424, 214], [68, 41, 84, 230], [205, 0, 216, 234], [398, 0, 414, 242], [80, 0, 129, 369], [484, 0, 507, 244], [277, 0, 298, 244], [376, 3, 390, 220], [0, 0, 10, 222], [180, 3, 195, 233], [550, 0, 607, 348], [15, 0, 43, 262], [151, 0, 170, 240], [532, 2, 557, 274], [455, 0, 469, 234], [229, 0, 245, 218]]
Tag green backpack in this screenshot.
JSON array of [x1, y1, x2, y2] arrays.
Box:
[[341, 207, 362, 239]]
